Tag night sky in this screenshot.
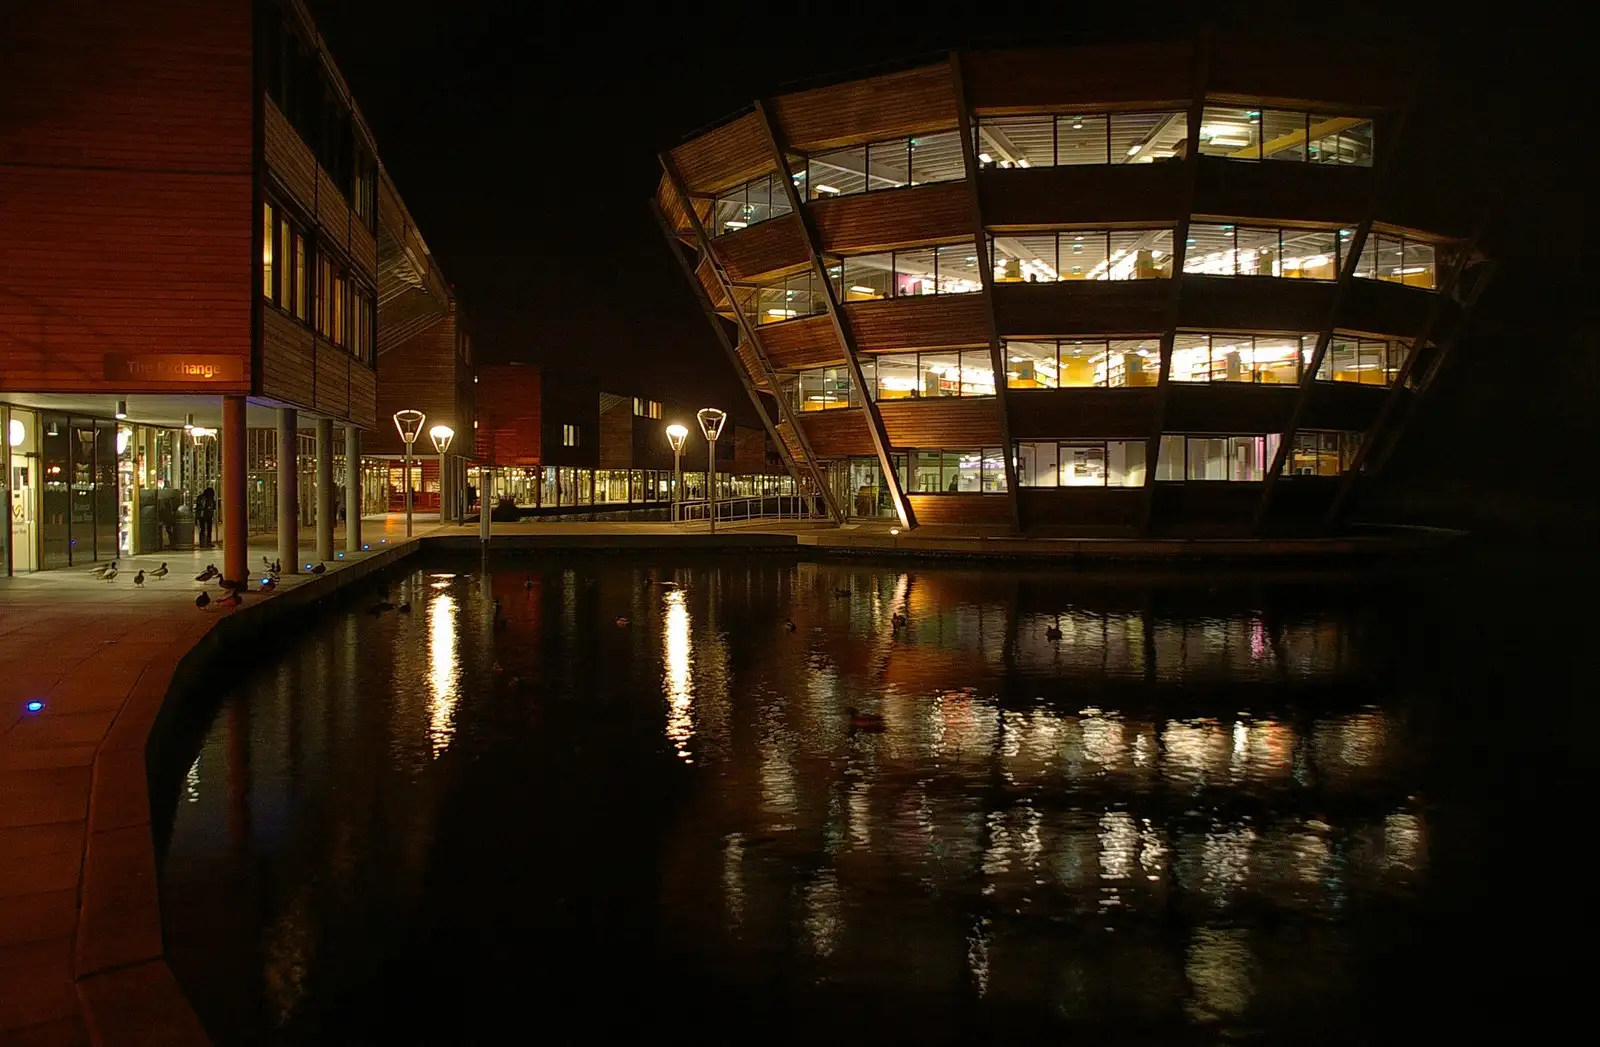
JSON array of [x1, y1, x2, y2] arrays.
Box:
[[308, 2, 1590, 531]]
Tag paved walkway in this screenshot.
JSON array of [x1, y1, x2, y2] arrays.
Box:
[[0, 526, 434, 1045]]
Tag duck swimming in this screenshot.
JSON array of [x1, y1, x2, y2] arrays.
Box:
[[1045, 624, 1062, 641]]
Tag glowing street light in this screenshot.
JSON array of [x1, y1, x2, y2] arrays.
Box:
[[695, 408, 727, 534], [665, 423, 689, 524], [393, 410, 425, 538], [429, 425, 455, 525]]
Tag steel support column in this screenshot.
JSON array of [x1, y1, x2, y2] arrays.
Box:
[[1253, 63, 1430, 533], [221, 395, 248, 586], [277, 407, 299, 574], [1136, 35, 1211, 534], [754, 100, 917, 531], [950, 51, 1021, 533], [344, 426, 362, 553], [315, 417, 334, 562], [651, 171, 842, 524], [1324, 243, 1493, 528]]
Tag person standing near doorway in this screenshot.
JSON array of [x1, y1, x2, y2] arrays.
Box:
[[195, 486, 216, 547]]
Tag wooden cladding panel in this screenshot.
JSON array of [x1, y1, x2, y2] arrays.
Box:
[[993, 282, 1168, 338], [372, 313, 467, 455], [735, 341, 771, 389], [798, 408, 876, 458], [1009, 388, 1159, 439], [260, 308, 316, 409], [879, 399, 1003, 448], [846, 295, 990, 351], [1162, 384, 1298, 434], [350, 220, 378, 281], [695, 256, 729, 310], [811, 181, 972, 254], [669, 110, 772, 194], [773, 64, 958, 152], [265, 100, 318, 211], [713, 214, 808, 282], [964, 43, 1194, 113], [316, 169, 351, 255], [0, 2, 251, 395], [1148, 482, 1262, 532], [347, 359, 377, 428], [1020, 488, 1142, 532], [1336, 280, 1434, 342], [1300, 382, 1386, 432], [733, 425, 769, 474], [474, 363, 543, 465], [1207, 36, 1409, 111], [0, 2, 252, 173], [1192, 157, 1368, 227], [980, 164, 1185, 228], [313, 339, 351, 418], [776, 422, 809, 464], [1177, 275, 1332, 334], [908, 493, 1012, 526], [597, 397, 631, 469], [759, 316, 843, 369]]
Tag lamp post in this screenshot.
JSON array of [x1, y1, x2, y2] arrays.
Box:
[[393, 410, 425, 538], [665, 423, 688, 524], [695, 408, 727, 535], [429, 425, 454, 526]]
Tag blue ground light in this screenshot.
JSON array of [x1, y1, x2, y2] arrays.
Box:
[[26, 700, 44, 713]]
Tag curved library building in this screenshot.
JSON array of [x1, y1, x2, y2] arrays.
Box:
[[653, 37, 1489, 535]]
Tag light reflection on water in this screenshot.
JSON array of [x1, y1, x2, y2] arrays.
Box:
[[157, 556, 1566, 1043]]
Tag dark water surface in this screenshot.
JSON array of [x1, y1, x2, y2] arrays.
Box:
[[158, 552, 1583, 1044]]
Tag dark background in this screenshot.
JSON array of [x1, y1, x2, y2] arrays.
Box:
[[307, 1, 1592, 536]]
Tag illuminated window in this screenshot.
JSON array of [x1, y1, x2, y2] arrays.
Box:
[[1199, 107, 1373, 165], [865, 350, 993, 399], [1004, 339, 1160, 388], [974, 111, 1188, 166], [906, 448, 1006, 493], [1356, 231, 1441, 290], [1014, 440, 1146, 487], [1285, 430, 1363, 476], [293, 233, 307, 321], [1317, 336, 1408, 386], [1184, 224, 1342, 280], [1154, 434, 1282, 481], [262, 202, 275, 300], [1169, 332, 1308, 385], [712, 173, 792, 236], [805, 130, 964, 200], [991, 229, 1174, 282], [562, 424, 579, 447]]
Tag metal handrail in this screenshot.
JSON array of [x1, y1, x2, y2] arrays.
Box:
[[678, 494, 825, 524]]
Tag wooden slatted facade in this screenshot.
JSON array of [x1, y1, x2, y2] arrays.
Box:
[[655, 38, 1483, 535]]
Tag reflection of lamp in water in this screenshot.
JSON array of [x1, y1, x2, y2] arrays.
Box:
[[665, 423, 688, 523], [663, 588, 693, 761], [428, 592, 458, 757], [695, 408, 727, 534]]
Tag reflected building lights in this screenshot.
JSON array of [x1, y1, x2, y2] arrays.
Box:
[[663, 590, 695, 762], [428, 593, 458, 758]]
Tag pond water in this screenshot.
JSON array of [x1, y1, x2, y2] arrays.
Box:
[[158, 552, 1580, 1044]]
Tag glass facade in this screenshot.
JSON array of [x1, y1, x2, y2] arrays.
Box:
[[784, 367, 863, 412], [1356, 232, 1439, 289], [1184, 224, 1347, 280], [1285, 430, 1363, 476], [905, 448, 1008, 493], [1197, 108, 1374, 165], [868, 350, 995, 399], [712, 173, 793, 236], [1317, 336, 1409, 385], [991, 229, 1175, 282], [1004, 338, 1160, 388], [1015, 440, 1146, 487], [1156, 433, 1283, 481], [974, 111, 1189, 166], [495, 467, 794, 508], [801, 131, 965, 200], [1169, 333, 1307, 384], [837, 243, 983, 301]]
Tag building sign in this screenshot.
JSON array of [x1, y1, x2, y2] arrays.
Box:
[[103, 354, 246, 384]]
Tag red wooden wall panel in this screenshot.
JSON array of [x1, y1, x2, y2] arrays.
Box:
[[475, 363, 544, 465]]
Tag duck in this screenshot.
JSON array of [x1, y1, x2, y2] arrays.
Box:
[[614, 616, 629, 628], [150, 562, 169, 579], [1045, 624, 1062, 641], [262, 556, 276, 570], [310, 562, 326, 575], [194, 591, 210, 609], [195, 564, 218, 582], [132, 570, 145, 587], [891, 612, 908, 629], [218, 577, 247, 593], [523, 579, 534, 591], [219, 589, 242, 609], [845, 707, 886, 732], [784, 619, 797, 632], [90, 560, 117, 580], [102, 563, 119, 581]]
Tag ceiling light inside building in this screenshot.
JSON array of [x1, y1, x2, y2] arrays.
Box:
[[978, 152, 993, 163], [850, 285, 877, 295], [724, 220, 747, 230], [814, 184, 839, 195], [1126, 143, 1142, 155]]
